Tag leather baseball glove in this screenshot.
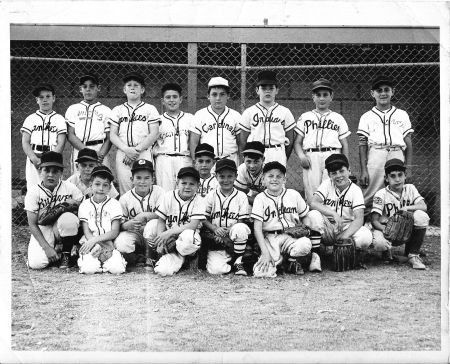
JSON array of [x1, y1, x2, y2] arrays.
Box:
[[200, 229, 234, 254], [332, 238, 356, 272], [156, 236, 177, 256], [284, 224, 311, 239], [383, 210, 414, 246], [321, 217, 342, 245], [38, 202, 78, 226]]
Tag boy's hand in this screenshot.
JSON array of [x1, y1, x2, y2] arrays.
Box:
[[124, 219, 143, 232], [122, 155, 133, 166], [214, 227, 229, 238], [360, 170, 369, 188], [298, 154, 311, 169], [43, 245, 60, 263], [125, 147, 140, 160], [255, 252, 275, 272], [80, 237, 97, 255], [154, 230, 175, 246], [331, 213, 344, 232], [97, 153, 105, 163], [31, 155, 41, 167]]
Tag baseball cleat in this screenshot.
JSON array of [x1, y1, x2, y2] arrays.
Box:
[[309, 252, 322, 272], [407, 254, 426, 270], [234, 262, 247, 276], [287, 260, 304, 275], [381, 249, 393, 262], [59, 253, 70, 269]]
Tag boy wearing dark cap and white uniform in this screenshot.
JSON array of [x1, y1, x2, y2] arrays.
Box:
[[194, 143, 219, 197]]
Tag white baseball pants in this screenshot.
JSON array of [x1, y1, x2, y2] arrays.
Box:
[[155, 155, 193, 191], [115, 148, 154, 195]]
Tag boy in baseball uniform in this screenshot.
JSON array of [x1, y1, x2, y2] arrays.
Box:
[[251, 161, 316, 277], [154, 83, 194, 191], [194, 143, 219, 197], [108, 72, 160, 194], [21, 84, 67, 192], [239, 71, 296, 166], [202, 159, 251, 275], [189, 77, 242, 166], [24, 151, 82, 270], [65, 73, 112, 172], [115, 159, 165, 269], [66, 148, 119, 199], [357, 75, 413, 215], [77, 165, 127, 274], [294, 78, 351, 202], [370, 159, 429, 269], [148, 167, 206, 276], [306, 154, 372, 271]]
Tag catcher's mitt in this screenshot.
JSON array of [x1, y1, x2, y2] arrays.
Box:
[[284, 224, 311, 239], [383, 210, 414, 246], [156, 236, 177, 256], [200, 229, 234, 254], [321, 217, 342, 245], [38, 202, 78, 225], [332, 238, 356, 272]]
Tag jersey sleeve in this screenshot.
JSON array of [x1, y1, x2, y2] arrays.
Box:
[[77, 200, 90, 223], [110, 199, 123, 221], [357, 113, 370, 138], [204, 191, 214, 218], [410, 184, 424, 204], [313, 180, 328, 202], [234, 164, 249, 191], [155, 191, 171, 220], [284, 108, 296, 132], [24, 186, 40, 213], [147, 105, 161, 125], [294, 113, 306, 136], [119, 194, 130, 219], [56, 115, 67, 135], [337, 114, 351, 139], [109, 183, 119, 199], [233, 111, 242, 135], [103, 106, 112, 132], [190, 195, 206, 221], [250, 193, 265, 222], [66, 182, 83, 202], [351, 185, 365, 211], [239, 108, 252, 133], [108, 105, 121, 127], [371, 189, 385, 215], [295, 191, 309, 218], [238, 192, 250, 220], [189, 111, 202, 135], [64, 105, 76, 128], [401, 111, 414, 137], [20, 114, 34, 135]]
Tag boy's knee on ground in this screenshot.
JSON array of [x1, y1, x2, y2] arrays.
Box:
[[206, 250, 231, 274], [102, 250, 127, 274], [78, 254, 102, 274], [154, 252, 184, 276], [27, 255, 49, 270]]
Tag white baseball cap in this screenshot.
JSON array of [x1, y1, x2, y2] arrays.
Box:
[[208, 77, 229, 88]]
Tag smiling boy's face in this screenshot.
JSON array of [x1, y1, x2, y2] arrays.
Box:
[[40, 166, 63, 190], [132, 169, 153, 195], [263, 168, 286, 194], [328, 165, 351, 190], [162, 90, 182, 113], [177, 176, 199, 200]]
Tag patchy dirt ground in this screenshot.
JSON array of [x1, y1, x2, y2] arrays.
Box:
[[11, 224, 441, 352]]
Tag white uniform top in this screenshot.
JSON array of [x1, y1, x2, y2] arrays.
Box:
[[234, 163, 265, 195], [314, 179, 365, 225], [78, 196, 123, 236], [24, 180, 83, 222], [190, 106, 241, 157], [357, 106, 413, 148], [198, 175, 219, 198], [240, 103, 296, 147], [156, 191, 206, 230], [205, 187, 250, 227], [294, 110, 351, 149], [119, 185, 165, 219], [372, 184, 424, 218], [108, 102, 160, 147], [66, 173, 119, 200], [154, 111, 193, 155], [65, 101, 111, 143], [20, 111, 67, 150], [251, 188, 309, 231]]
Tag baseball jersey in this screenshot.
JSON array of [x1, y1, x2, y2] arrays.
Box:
[[294, 110, 351, 149], [198, 175, 219, 198], [205, 188, 249, 227], [190, 106, 241, 157], [240, 103, 296, 147], [234, 163, 265, 195], [119, 185, 165, 219], [314, 179, 365, 225], [156, 191, 206, 230], [357, 106, 413, 148], [108, 102, 160, 147], [372, 184, 424, 218], [66, 173, 119, 200], [20, 110, 67, 150], [78, 196, 123, 236], [65, 101, 111, 144], [24, 180, 83, 222], [154, 111, 193, 155], [251, 188, 309, 231]]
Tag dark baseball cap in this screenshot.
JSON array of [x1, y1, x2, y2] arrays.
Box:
[[161, 83, 182, 96], [257, 70, 278, 86], [263, 161, 286, 175], [215, 159, 237, 173], [325, 153, 349, 171], [39, 151, 64, 169], [122, 72, 146, 86], [75, 148, 98, 163], [79, 73, 99, 85], [32, 84, 55, 97], [243, 141, 265, 157], [91, 165, 114, 182], [371, 75, 394, 90], [384, 158, 406, 174], [177, 166, 200, 181], [312, 78, 333, 92], [195, 143, 215, 159], [131, 159, 154, 173]]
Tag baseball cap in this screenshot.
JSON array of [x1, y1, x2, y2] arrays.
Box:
[[177, 166, 200, 181], [208, 77, 229, 89], [215, 159, 237, 173], [257, 70, 278, 86], [39, 151, 64, 169], [371, 75, 394, 90], [243, 141, 265, 157], [325, 153, 349, 171], [263, 161, 286, 175], [79, 73, 99, 85], [122, 72, 146, 86], [32, 84, 55, 97], [131, 159, 154, 173], [75, 148, 98, 163], [91, 165, 114, 182], [384, 158, 406, 174], [312, 78, 333, 92], [195, 143, 216, 159]]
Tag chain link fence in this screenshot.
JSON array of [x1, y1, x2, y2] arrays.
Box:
[[11, 40, 440, 226]]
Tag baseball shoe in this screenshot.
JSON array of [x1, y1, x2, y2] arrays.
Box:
[[381, 249, 393, 263], [308, 252, 322, 272], [234, 262, 247, 276], [59, 253, 70, 269], [145, 258, 155, 272], [407, 254, 426, 270], [287, 260, 304, 275]]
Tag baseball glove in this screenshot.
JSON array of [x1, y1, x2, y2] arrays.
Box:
[[284, 224, 311, 239], [156, 236, 177, 256], [383, 210, 414, 246], [332, 238, 356, 272], [200, 229, 234, 254], [321, 217, 342, 245], [38, 202, 78, 225]]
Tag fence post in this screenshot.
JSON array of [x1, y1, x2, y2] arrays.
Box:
[[240, 43, 247, 113], [187, 43, 198, 114]]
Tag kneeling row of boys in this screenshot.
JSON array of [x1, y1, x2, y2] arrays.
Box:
[[24, 148, 429, 276]]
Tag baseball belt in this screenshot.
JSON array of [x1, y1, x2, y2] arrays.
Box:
[[370, 144, 403, 151], [305, 147, 337, 153], [31, 144, 51, 152], [156, 152, 190, 157], [264, 144, 283, 149], [85, 139, 105, 146]]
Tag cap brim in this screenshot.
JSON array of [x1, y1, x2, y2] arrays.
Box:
[[39, 162, 64, 169], [92, 171, 114, 181], [243, 149, 264, 156], [257, 79, 277, 86], [178, 172, 200, 180], [215, 166, 237, 173], [312, 86, 333, 92], [195, 152, 215, 158], [131, 166, 154, 173], [75, 156, 98, 163], [79, 76, 98, 85], [372, 80, 393, 89]]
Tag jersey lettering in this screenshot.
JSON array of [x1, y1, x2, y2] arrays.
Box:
[[37, 194, 73, 209], [201, 121, 237, 135], [304, 118, 339, 134], [251, 113, 283, 128], [210, 208, 239, 221], [31, 123, 58, 133]]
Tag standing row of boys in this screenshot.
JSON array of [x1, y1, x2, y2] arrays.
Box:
[[21, 70, 430, 276]]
